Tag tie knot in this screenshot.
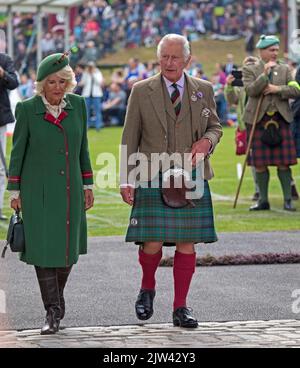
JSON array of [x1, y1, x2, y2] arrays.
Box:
[[172, 83, 178, 90]]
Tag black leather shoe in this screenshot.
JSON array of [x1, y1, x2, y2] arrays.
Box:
[[173, 307, 198, 328], [135, 289, 155, 320], [249, 201, 270, 211], [284, 199, 296, 212]]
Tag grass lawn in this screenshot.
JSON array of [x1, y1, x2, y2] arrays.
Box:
[[1, 126, 299, 239]]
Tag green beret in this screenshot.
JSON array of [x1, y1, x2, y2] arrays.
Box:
[[36, 53, 69, 82], [256, 35, 280, 49]]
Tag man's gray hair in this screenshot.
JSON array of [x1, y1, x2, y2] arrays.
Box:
[[157, 34, 191, 62]]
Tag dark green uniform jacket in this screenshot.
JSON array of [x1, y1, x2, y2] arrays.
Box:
[[7, 93, 93, 267]]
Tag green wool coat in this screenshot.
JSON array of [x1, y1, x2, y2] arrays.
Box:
[[7, 94, 93, 267]]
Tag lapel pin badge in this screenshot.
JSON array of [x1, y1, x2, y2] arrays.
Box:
[[191, 91, 204, 102], [191, 92, 197, 102], [202, 108, 211, 117]]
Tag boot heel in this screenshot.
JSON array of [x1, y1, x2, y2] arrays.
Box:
[[173, 318, 180, 327]]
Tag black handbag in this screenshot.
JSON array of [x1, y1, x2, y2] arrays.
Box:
[[261, 119, 283, 147], [1, 210, 25, 258]]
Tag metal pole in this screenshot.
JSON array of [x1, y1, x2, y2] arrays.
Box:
[[7, 6, 13, 58], [283, 0, 288, 53], [64, 7, 70, 50], [36, 6, 42, 66]]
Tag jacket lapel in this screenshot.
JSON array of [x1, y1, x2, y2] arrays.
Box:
[[176, 82, 190, 124], [34, 94, 74, 114], [34, 95, 47, 115], [148, 74, 168, 132], [63, 94, 74, 111], [185, 73, 204, 133], [257, 60, 265, 78], [271, 64, 281, 85], [34, 95, 70, 128]]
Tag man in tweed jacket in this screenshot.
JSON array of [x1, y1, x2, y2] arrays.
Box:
[[243, 35, 300, 211], [120, 34, 222, 328]]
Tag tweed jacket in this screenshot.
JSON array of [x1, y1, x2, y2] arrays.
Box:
[[120, 72, 222, 184], [242, 60, 300, 125]]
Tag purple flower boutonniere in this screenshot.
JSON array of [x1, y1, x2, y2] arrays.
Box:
[[191, 91, 204, 102]]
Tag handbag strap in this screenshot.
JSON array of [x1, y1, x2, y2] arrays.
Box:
[[1, 242, 8, 258]]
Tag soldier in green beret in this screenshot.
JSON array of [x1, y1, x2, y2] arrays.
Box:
[[7, 52, 94, 334], [243, 35, 300, 211]]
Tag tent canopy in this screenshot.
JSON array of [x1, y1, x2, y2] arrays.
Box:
[[0, 0, 82, 64], [0, 0, 82, 13]]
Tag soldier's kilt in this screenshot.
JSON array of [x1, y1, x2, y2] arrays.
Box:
[[291, 118, 300, 158], [247, 113, 298, 167], [125, 180, 217, 246]]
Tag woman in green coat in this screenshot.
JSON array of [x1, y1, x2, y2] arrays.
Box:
[[7, 52, 94, 335]]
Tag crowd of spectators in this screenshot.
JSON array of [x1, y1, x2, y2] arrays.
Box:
[[0, 0, 285, 127], [13, 51, 248, 127], [0, 0, 283, 73]]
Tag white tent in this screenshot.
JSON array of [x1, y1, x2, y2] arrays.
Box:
[[0, 0, 83, 65]]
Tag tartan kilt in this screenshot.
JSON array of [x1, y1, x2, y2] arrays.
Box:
[[125, 180, 217, 246], [291, 118, 300, 158], [247, 113, 298, 167]]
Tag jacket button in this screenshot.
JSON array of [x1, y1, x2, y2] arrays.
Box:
[[60, 170, 65, 175]]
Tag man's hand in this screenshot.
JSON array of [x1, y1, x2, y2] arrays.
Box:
[[263, 61, 277, 76], [190, 138, 212, 167], [84, 189, 94, 210], [10, 198, 21, 211], [0, 66, 4, 78], [263, 84, 280, 95], [120, 185, 135, 206], [226, 74, 235, 86]]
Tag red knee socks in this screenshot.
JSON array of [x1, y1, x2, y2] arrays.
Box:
[[173, 251, 196, 311], [139, 248, 162, 290]]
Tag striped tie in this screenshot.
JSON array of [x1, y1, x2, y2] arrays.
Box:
[[171, 83, 181, 116]]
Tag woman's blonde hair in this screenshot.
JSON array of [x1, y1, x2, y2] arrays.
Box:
[[35, 65, 77, 95]]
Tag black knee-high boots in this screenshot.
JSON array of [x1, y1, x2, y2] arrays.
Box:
[[35, 266, 72, 335], [57, 266, 72, 320]]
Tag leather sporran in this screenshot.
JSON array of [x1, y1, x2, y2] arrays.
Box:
[[161, 169, 195, 209], [261, 119, 282, 147], [1, 210, 25, 258]]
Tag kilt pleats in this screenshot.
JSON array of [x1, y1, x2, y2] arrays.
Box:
[[125, 180, 217, 246], [247, 113, 297, 167]]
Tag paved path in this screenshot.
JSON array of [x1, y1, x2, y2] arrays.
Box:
[[1, 232, 300, 348], [1, 320, 300, 348], [1, 232, 300, 330]]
